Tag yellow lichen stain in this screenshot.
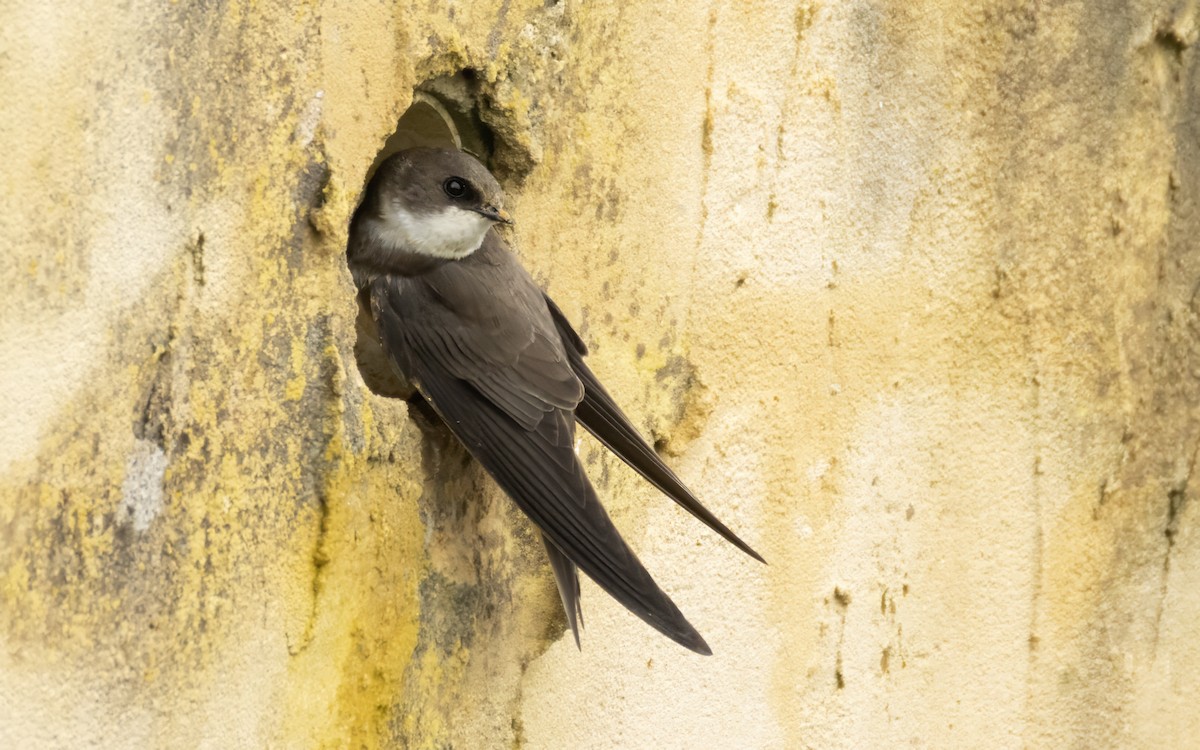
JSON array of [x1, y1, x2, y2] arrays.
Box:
[[632, 342, 672, 378], [285, 336, 308, 402], [206, 138, 225, 175], [807, 74, 841, 111], [397, 641, 474, 750], [278, 426, 426, 750], [309, 173, 354, 244], [795, 2, 818, 37], [0, 355, 208, 670]]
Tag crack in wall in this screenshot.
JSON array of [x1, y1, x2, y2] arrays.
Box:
[[1152, 438, 1198, 659], [291, 489, 332, 656], [683, 6, 719, 341], [832, 585, 851, 690]]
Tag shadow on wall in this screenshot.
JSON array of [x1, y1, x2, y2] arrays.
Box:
[[360, 72, 496, 192]]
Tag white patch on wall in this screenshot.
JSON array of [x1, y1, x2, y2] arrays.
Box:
[[293, 89, 324, 148], [806, 458, 831, 483], [793, 517, 814, 539], [120, 439, 168, 531]]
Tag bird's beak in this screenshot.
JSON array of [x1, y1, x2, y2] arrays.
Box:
[[476, 204, 513, 225]]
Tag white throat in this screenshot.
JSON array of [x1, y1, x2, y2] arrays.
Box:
[[368, 204, 493, 259]]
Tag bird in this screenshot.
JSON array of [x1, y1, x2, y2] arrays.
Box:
[[346, 147, 763, 655]]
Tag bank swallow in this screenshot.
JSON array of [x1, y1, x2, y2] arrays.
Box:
[[347, 147, 763, 654]]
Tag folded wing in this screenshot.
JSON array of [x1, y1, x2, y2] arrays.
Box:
[[368, 248, 711, 654], [542, 294, 765, 564]]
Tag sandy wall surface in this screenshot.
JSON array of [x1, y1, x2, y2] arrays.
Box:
[[1, 1, 1197, 747]]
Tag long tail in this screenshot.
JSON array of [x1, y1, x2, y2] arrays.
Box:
[[543, 295, 765, 564], [542, 535, 584, 648]]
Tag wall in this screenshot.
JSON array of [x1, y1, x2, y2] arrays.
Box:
[[1, 1, 1197, 747]]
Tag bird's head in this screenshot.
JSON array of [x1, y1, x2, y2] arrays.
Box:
[[364, 147, 511, 259]]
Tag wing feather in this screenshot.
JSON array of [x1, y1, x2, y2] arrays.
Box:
[[543, 294, 765, 564], [409, 361, 709, 653], [367, 241, 711, 654], [543, 535, 583, 648]]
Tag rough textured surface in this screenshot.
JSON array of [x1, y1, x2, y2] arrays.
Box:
[[1, 1, 1197, 747]]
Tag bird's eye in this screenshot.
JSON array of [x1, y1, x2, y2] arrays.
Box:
[[443, 178, 467, 198]]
